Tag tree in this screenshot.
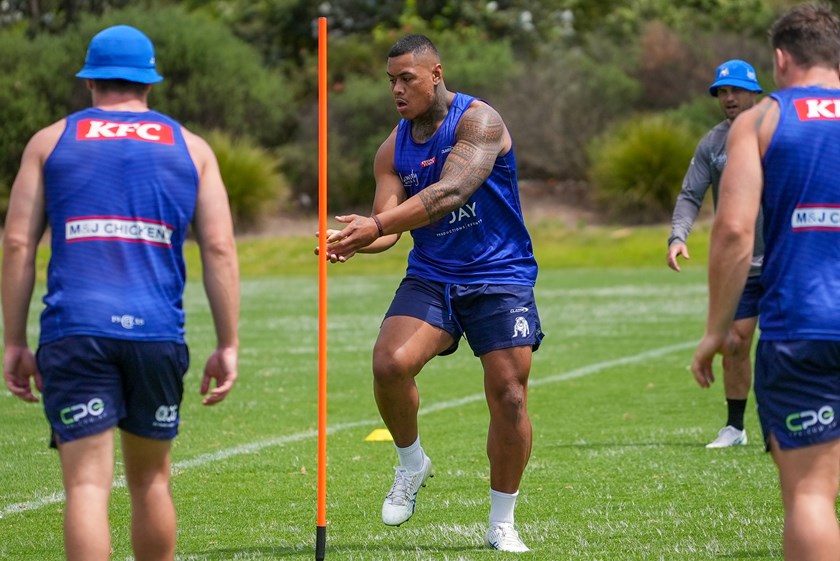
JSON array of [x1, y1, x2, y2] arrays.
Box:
[[0, 0, 138, 34]]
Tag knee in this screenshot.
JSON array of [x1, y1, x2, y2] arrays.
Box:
[[125, 470, 171, 498], [487, 380, 528, 417], [732, 336, 753, 356], [372, 347, 419, 385], [723, 340, 753, 366]]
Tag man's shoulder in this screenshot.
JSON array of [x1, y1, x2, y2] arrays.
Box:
[[27, 119, 67, 157], [707, 119, 731, 138], [697, 120, 730, 149]]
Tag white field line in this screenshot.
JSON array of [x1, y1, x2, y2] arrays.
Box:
[[0, 340, 695, 519]]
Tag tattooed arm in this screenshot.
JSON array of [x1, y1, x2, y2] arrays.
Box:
[[416, 101, 509, 223], [323, 100, 510, 261]]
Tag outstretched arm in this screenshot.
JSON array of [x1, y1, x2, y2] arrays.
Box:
[[317, 130, 406, 262]]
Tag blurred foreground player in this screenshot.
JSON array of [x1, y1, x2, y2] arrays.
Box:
[[693, 3, 840, 559]]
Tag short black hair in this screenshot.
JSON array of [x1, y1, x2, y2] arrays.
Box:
[[388, 34, 439, 60], [92, 79, 149, 95]]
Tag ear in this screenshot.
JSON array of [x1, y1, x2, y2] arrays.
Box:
[[432, 63, 443, 86], [774, 48, 788, 73]]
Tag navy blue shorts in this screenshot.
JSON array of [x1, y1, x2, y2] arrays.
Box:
[[384, 276, 544, 357], [734, 275, 762, 320], [754, 339, 840, 451], [37, 336, 189, 446]]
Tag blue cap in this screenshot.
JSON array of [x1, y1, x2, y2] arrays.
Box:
[[709, 59, 761, 96], [76, 25, 163, 84]]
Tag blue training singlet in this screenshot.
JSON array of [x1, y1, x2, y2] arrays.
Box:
[[760, 87, 840, 340], [40, 108, 198, 344], [394, 93, 537, 285]]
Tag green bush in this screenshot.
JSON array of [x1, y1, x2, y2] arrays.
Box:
[[73, 6, 299, 148], [0, 4, 297, 220], [663, 96, 722, 134], [498, 47, 640, 181], [280, 26, 521, 213], [0, 29, 82, 213], [588, 114, 698, 224], [205, 130, 288, 231]]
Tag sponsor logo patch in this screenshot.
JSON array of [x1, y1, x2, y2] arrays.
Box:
[[791, 204, 840, 231], [66, 216, 174, 247], [512, 316, 530, 338], [793, 98, 840, 121], [60, 398, 105, 426], [786, 405, 835, 433], [76, 119, 175, 144]]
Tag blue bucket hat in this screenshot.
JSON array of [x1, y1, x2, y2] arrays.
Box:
[[708, 59, 761, 96], [76, 25, 163, 84]]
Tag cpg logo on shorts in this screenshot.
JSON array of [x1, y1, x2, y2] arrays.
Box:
[[60, 398, 106, 426], [786, 405, 836, 434]]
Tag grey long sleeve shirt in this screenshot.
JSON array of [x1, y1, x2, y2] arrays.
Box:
[[669, 119, 764, 276]]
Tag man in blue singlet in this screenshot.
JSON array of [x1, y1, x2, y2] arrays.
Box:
[[668, 59, 763, 449], [320, 34, 542, 552], [2, 25, 239, 561], [693, 4, 840, 559]]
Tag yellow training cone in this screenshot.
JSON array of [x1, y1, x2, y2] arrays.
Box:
[[365, 428, 394, 442]]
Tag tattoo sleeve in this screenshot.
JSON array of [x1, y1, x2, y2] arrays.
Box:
[[418, 104, 504, 222]]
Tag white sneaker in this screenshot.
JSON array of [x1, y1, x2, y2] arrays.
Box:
[[485, 522, 531, 553], [381, 455, 433, 526], [706, 425, 747, 448]]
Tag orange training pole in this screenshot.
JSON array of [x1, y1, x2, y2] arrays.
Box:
[[316, 15, 328, 561]]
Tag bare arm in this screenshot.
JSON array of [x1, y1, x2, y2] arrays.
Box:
[[692, 102, 772, 387], [325, 100, 508, 259], [185, 129, 240, 405], [361, 133, 407, 252], [1, 122, 61, 401], [317, 129, 405, 262]]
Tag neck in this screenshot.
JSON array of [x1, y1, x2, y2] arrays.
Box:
[[411, 87, 454, 142], [91, 92, 149, 112], [782, 66, 840, 90]]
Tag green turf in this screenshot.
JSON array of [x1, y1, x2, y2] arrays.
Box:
[[1, 225, 787, 561]]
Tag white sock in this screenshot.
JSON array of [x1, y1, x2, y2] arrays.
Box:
[[489, 488, 519, 526], [395, 436, 425, 472]]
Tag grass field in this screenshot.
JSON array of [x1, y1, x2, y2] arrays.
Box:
[[0, 222, 787, 560]]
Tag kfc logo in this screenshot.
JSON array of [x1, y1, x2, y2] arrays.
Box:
[[794, 98, 840, 121], [76, 119, 175, 144]]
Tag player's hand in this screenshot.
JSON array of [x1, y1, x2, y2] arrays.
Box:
[[691, 334, 724, 388], [3, 345, 41, 403], [200, 346, 237, 405], [667, 242, 690, 272], [318, 215, 378, 263], [314, 228, 357, 263]]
